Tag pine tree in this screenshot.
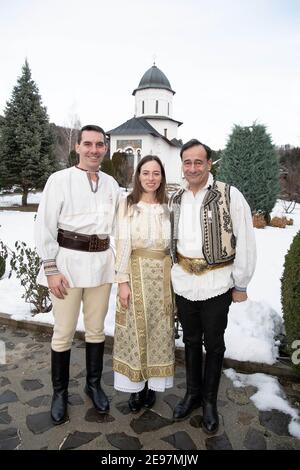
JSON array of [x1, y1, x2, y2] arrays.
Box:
[[218, 123, 280, 217], [0, 60, 57, 205]]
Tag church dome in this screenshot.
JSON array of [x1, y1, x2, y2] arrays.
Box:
[[132, 65, 175, 95]]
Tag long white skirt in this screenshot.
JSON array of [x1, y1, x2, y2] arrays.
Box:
[[114, 371, 174, 393]]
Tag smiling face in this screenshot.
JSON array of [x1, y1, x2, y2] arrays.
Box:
[[76, 130, 107, 171], [139, 160, 162, 195], [182, 144, 212, 191]]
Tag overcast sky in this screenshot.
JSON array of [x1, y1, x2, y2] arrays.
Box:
[[0, 0, 299, 150]]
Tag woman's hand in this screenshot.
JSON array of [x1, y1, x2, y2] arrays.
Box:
[[118, 282, 131, 309]]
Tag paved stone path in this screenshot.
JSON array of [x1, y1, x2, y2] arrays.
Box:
[[0, 323, 300, 451]]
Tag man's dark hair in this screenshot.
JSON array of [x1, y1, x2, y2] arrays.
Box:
[[77, 125, 107, 144], [180, 138, 212, 160]]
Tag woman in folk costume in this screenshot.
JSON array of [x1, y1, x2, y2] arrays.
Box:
[[113, 155, 175, 412]]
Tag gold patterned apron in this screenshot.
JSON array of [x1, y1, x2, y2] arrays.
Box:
[[113, 249, 175, 382]]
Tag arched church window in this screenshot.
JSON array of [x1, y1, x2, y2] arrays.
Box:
[[156, 100, 159, 114], [142, 101, 145, 114], [137, 149, 142, 164]]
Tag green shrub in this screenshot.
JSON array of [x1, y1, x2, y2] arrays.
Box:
[[10, 241, 52, 314], [0, 255, 5, 279], [281, 231, 300, 373], [0, 241, 10, 279]]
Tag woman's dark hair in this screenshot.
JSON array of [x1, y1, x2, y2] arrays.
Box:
[[127, 155, 168, 207]]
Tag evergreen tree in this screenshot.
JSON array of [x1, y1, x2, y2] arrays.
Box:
[[111, 151, 134, 190], [0, 60, 57, 205], [100, 157, 114, 177], [218, 123, 280, 217], [68, 149, 78, 168]]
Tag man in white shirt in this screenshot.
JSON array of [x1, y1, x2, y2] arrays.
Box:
[[169, 139, 256, 434], [35, 125, 119, 425]]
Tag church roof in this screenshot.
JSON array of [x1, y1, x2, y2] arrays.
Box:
[[142, 115, 183, 127], [107, 117, 181, 147], [132, 65, 175, 95]]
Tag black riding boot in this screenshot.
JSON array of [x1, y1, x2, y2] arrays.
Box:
[[141, 381, 156, 408], [51, 349, 70, 425], [128, 381, 156, 412], [202, 352, 224, 434], [173, 345, 203, 421], [128, 391, 144, 413], [85, 342, 109, 413]]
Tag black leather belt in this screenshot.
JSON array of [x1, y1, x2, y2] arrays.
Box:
[[57, 229, 110, 252]]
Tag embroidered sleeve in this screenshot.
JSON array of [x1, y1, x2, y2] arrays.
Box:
[[115, 197, 132, 283], [35, 173, 63, 273], [230, 187, 256, 289], [43, 259, 60, 276]]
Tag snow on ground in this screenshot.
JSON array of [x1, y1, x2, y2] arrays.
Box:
[[0, 193, 300, 365], [0, 191, 41, 206], [224, 369, 300, 439]]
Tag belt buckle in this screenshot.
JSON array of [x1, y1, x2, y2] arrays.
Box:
[[192, 259, 207, 275], [89, 235, 99, 252]]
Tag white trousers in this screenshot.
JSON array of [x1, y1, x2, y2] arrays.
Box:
[[51, 283, 111, 352]]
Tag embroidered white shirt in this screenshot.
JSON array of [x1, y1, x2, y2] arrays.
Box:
[[35, 166, 120, 288], [171, 173, 256, 301]]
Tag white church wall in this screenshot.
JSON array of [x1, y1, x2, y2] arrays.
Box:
[[109, 134, 182, 184], [145, 118, 178, 141], [135, 88, 173, 118], [156, 141, 182, 184]]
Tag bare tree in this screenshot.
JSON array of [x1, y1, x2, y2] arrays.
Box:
[[64, 106, 81, 157], [278, 145, 300, 208]]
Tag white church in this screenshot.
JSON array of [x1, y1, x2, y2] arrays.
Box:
[[107, 64, 183, 184]]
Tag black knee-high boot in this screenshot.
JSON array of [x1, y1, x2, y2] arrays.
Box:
[[173, 345, 203, 421], [85, 342, 109, 413], [202, 352, 224, 434], [51, 349, 70, 425], [143, 381, 156, 408], [128, 381, 156, 413]]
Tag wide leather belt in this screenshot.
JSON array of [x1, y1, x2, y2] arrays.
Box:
[[57, 229, 110, 252], [177, 253, 233, 275]]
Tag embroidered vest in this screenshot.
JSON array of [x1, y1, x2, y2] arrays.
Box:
[[169, 180, 236, 266]]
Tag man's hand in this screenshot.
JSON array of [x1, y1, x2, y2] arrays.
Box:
[[47, 274, 70, 299], [232, 288, 248, 303], [118, 282, 131, 309]]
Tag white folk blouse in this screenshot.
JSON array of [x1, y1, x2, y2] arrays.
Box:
[[115, 197, 171, 283]]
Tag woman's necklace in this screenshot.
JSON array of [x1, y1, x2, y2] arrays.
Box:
[[75, 165, 99, 193]]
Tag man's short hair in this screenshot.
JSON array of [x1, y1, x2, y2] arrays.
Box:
[[180, 138, 212, 160], [77, 125, 107, 144]]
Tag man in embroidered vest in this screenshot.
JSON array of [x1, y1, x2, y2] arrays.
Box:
[[35, 125, 119, 424], [169, 139, 256, 434]]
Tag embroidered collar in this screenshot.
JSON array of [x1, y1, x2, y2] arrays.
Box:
[[75, 165, 100, 193]]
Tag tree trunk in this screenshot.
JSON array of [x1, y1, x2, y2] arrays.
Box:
[[22, 188, 28, 206]]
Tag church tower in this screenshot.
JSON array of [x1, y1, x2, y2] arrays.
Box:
[[107, 64, 183, 184], [133, 64, 181, 141]]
